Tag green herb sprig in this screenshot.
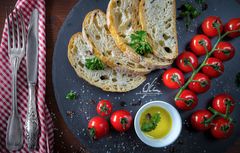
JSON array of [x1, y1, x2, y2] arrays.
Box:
[[178, 3, 201, 30], [178, 0, 208, 31], [141, 113, 161, 132], [66, 90, 77, 100], [129, 30, 152, 56], [85, 57, 104, 70], [195, 0, 208, 11]]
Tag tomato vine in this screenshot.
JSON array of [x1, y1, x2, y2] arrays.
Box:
[[175, 26, 240, 102]]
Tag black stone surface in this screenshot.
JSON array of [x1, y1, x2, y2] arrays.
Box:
[[52, 0, 240, 152]]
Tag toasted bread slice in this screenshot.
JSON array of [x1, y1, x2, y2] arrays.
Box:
[[139, 0, 178, 60], [82, 9, 152, 75], [68, 32, 146, 92], [106, 0, 173, 69]]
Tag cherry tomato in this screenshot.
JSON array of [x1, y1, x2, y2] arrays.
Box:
[[191, 109, 212, 131], [211, 118, 234, 139], [175, 90, 198, 111], [212, 93, 235, 114], [96, 100, 113, 117], [202, 57, 224, 78], [110, 110, 133, 132], [88, 116, 109, 139], [190, 34, 212, 56], [224, 18, 240, 38], [176, 51, 199, 73], [213, 42, 235, 61], [162, 68, 185, 89], [188, 73, 211, 93], [202, 16, 223, 37]]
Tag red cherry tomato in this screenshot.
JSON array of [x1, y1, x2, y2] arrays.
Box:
[[224, 18, 240, 38], [110, 110, 133, 132], [96, 100, 113, 117], [88, 116, 109, 139], [202, 16, 223, 37], [175, 90, 198, 111], [188, 73, 211, 93], [162, 68, 185, 89], [176, 51, 199, 73], [202, 57, 224, 78], [191, 109, 212, 131], [211, 118, 234, 139], [190, 34, 212, 56], [213, 42, 235, 61], [212, 94, 235, 114]]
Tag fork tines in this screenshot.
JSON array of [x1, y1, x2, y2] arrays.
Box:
[[6, 8, 26, 51]]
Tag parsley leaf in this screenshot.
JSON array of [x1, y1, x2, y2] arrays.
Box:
[[178, 3, 201, 30], [195, 0, 208, 11], [85, 57, 104, 70], [178, 2, 203, 30], [129, 30, 153, 55], [141, 113, 161, 132], [66, 91, 77, 100]]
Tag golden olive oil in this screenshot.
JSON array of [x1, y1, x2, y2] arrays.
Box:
[[140, 106, 172, 139]]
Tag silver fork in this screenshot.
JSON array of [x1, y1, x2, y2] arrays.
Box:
[[5, 8, 26, 151]]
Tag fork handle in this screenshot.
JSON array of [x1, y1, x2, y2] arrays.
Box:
[[6, 57, 23, 151], [25, 83, 39, 151], [12, 58, 19, 114]]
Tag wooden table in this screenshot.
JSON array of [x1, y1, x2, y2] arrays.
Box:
[[0, 0, 240, 153]]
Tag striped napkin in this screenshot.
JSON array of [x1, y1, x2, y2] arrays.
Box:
[[0, 0, 54, 152]]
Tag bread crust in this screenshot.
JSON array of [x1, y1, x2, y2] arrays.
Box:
[[68, 32, 146, 92], [106, 0, 173, 69], [107, 1, 141, 63], [82, 9, 153, 75], [139, 0, 178, 60]]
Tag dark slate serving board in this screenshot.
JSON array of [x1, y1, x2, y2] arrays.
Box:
[[52, 0, 240, 152]]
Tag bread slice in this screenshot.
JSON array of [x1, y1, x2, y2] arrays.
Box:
[[139, 0, 178, 60], [106, 0, 173, 69], [68, 32, 146, 92], [82, 9, 152, 75]]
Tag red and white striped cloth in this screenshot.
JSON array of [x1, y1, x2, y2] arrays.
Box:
[[0, 0, 54, 152]]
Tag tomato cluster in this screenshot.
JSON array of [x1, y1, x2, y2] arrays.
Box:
[[191, 94, 235, 139], [88, 100, 133, 140], [162, 16, 239, 111]]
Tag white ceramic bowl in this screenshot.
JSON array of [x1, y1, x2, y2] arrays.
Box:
[[134, 101, 182, 148]]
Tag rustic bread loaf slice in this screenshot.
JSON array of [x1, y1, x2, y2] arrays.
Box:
[[106, 0, 173, 69], [82, 9, 152, 75], [68, 32, 146, 92], [139, 0, 178, 60]]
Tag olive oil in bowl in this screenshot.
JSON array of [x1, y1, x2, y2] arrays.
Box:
[[140, 106, 172, 139], [134, 101, 182, 148]]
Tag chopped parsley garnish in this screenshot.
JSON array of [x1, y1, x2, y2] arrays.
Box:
[[178, 1, 208, 30], [85, 57, 104, 70], [129, 30, 152, 55], [178, 3, 201, 30], [195, 0, 208, 11], [66, 91, 77, 100], [141, 113, 161, 132]]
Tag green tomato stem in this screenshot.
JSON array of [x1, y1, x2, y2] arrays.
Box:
[[207, 106, 234, 124], [174, 29, 240, 101], [187, 61, 196, 71], [225, 100, 232, 118], [204, 112, 218, 125], [208, 107, 226, 118]]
